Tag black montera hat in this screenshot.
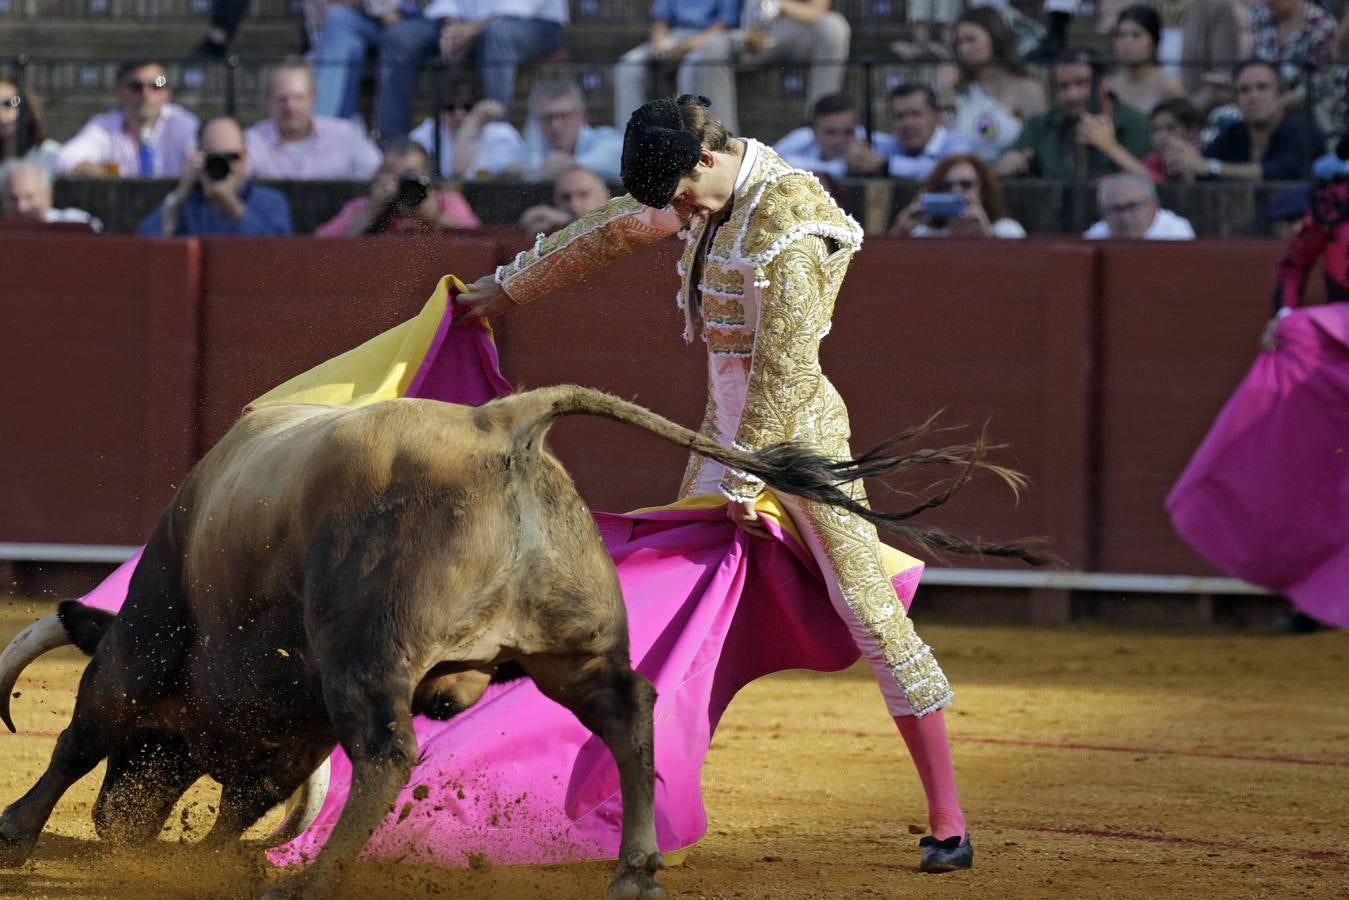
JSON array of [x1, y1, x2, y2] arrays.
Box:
[[620, 96, 705, 209]]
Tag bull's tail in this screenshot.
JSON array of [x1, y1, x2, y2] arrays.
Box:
[[498, 385, 1057, 566]]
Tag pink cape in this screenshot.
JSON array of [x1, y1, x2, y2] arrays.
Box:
[[75, 299, 924, 866], [1166, 304, 1349, 627]]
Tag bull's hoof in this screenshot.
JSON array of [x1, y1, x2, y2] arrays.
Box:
[[0, 819, 37, 868], [608, 850, 665, 900]]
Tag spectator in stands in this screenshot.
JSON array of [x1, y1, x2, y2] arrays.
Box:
[[56, 61, 198, 178], [847, 85, 974, 181], [729, 0, 852, 133], [136, 118, 292, 237], [311, 0, 402, 123], [1319, 11, 1349, 146], [892, 0, 956, 61], [1143, 97, 1203, 183], [938, 7, 1047, 162], [889, 153, 1026, 237], [518, 165, 612, 234], [376, 0, 568, 139], [246, 64, 382, 180], [1248, 0, 1336, 113], [1083, 172, 1195, 239], [190, 0, 251, 60], [1180, 0, 1245, 113], [0, 161, 102, 232], [0, 82, 61, 174], [316, 137, 479, 236], [614, 0, 741, 131], [513, 80, 622, 183], [1266, 183, 1309, 239], [1103, 5, 1184, 115], [1166, 60, 1323, 181], [410, 70, 525, 178], [772, 92, 867, 179], [994, 48, 1150, 180], [615, 1, 851, 136]]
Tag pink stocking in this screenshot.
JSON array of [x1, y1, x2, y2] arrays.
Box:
[[894, 710, 966, 840]]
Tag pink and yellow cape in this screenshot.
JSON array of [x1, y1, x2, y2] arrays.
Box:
[[77, 275, 924, 866]]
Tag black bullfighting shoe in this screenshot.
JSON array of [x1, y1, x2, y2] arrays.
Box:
[[918, 833, 973, 873]]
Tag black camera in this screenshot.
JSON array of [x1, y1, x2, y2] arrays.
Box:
[[394, 172, 431, 210], [202, 152, 238, 182]]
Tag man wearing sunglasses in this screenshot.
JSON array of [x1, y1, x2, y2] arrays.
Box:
[[55, 60, 199, 178], [136, 117, 293, 237]]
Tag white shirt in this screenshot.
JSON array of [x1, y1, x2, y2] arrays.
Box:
[[1083, 207, 1196, 240], [410, 117, 526, 178], [912, 217, 1026, 238], [44, 206, 103, 232], [772, 124, 867, 180], [873, 125, 977, 181], [423, 0, 567, 23]]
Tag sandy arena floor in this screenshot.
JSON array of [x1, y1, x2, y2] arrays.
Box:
[[0, 596, 1345, 899]]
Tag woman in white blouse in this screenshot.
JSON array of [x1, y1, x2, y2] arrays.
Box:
[[938, 7, 1047, 162]]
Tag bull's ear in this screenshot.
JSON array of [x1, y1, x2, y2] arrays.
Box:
[[56, 600, 117, 656]]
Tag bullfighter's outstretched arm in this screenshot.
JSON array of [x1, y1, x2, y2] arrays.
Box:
[[495, 195, 682, 305]]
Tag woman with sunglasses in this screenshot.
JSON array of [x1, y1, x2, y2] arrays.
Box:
[[890, 153, 1025, 238], [409, 71, 525, 180], [0, 82, 61, 175]]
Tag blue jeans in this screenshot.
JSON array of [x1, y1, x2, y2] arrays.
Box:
[[313, 4, 384, 120], [377, 16, 564, 138]]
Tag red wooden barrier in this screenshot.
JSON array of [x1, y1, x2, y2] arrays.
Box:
[[195, 236, 500, 449], [0, 236, 199, 544], [1, 234, 1314, 579]]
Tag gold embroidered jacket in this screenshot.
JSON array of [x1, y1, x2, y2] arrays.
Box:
[[495, 140, 951, 715]]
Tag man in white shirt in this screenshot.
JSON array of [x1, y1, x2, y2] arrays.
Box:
[[1084, 173, 1195, 239], [55, 60, 198, 178], [246, 65, 382, 181], [772, 92, 868, 180], [848, 85, 974, 181], [376, 0, 568, 139], [0, 161, 102, 231]]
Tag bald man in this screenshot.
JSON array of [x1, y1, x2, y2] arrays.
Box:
[[137, 117, 293, 236], [518, 165, 612, 235]]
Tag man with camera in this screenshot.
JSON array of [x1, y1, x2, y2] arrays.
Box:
[[136, 117, 293, 237], [315, 138, 479, 237]]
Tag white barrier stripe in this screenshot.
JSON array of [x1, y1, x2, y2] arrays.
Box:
[[919, 568, 1271, 595], [0, 544, 140, 564], [1, 544, 1272, 595]]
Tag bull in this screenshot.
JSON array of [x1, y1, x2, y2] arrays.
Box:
[[0, 385, 1044, 898]]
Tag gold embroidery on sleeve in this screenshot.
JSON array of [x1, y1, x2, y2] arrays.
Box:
[[497, 195, 673, 305]]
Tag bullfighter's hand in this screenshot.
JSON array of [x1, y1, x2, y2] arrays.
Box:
[[457, 274, 520, 321], [727, 499, 771, 538], [1259, 315, 1282, 351]]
